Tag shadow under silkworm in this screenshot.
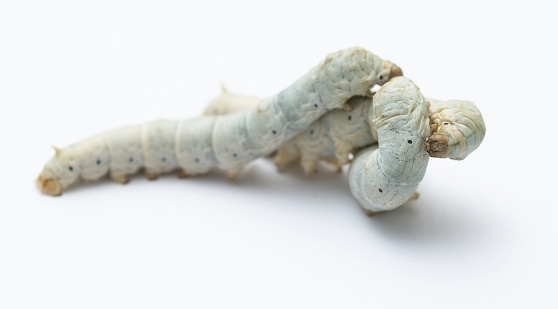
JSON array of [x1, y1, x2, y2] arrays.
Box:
[[361, 192, 496, 249], [54, 156, 495, 250], [53, 158, 349, 198], [193, 159, 348, 188]]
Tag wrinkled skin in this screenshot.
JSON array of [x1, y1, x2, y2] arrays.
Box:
[[203, 92, 486, 173], [426, 99, 486, 160]]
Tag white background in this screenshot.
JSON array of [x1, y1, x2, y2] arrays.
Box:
[[1, 0, 557, 308]]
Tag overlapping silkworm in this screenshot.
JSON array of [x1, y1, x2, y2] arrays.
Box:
[[205, 92, 377, 173], [203, 87, 486, 174], [348, 77, 430, 213], [37, 47, 402, 196], [203, 78, 486, 213]]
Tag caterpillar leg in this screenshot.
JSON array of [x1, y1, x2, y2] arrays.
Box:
[[334, 141, 353, 165], [325, 158, 343, 173], [226, 168, 242, 180], [146, 171, 159, 180], [363, 208, 377, 216], [177, 169, 190, 179], [407, 191, 420, 202], [273, 143, 300, 170], [111, 174, 130, 185], [300, 151, 319, 174]]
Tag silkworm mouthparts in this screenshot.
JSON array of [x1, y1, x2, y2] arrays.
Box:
[[426, 134, 450, 158]]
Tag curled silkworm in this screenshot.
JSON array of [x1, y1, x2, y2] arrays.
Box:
[[348, 77, 431, 213], [202, 90, 486, 174], [37, 47, 397, 196]]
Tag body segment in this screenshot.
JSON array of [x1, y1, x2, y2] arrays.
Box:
[[204, 90, 486, 173]]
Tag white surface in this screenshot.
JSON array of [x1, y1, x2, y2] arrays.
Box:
[[1, 0, 557, 308]]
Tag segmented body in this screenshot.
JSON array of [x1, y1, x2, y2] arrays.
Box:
[[38, 47, 401, 195], [348, 77, 431, 213], [204, 92, 375, 173], [202, 77, 486, 212], [203, 91, 485, 174]]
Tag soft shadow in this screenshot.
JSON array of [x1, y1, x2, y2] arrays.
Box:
[[360, 195, 496, 249], [51, 158, 348, 198], [47, 158, 496, 251], [190, 159, 349, 191]]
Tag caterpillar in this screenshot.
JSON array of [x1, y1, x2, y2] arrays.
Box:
[[202, 87, 486, 174], [37, 47, 403, 196], [205, 92, 376, 173]]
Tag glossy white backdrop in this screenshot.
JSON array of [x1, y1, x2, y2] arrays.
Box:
[[1, 0, 557, 308]]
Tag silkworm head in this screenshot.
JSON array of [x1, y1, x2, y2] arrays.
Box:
[[37, 148, 80, 196], [429, 100, 486, 160]]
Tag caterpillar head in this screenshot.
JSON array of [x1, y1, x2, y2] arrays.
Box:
[[427, 99, 486, 160], [37, 147, 80, 196]]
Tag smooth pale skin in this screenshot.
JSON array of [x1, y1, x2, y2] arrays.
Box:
[[202, 90, 486, 173], [37, 47, 403, 196]]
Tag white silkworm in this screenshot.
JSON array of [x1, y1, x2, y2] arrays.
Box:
[[203, 91, 379, 173], [202, 90, 486, 173], [426, 99, 486, 160], [275, 95, 374, 173], [37, 47, 401, 196], [348, 77, 430, 213]]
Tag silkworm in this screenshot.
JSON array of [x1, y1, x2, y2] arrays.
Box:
[[37, 47, 402, 196], [202, 90, 486, 173], [204, 91, 378, 173], [348, 77, 430, 214]]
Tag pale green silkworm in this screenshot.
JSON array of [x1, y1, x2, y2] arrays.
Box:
[[204, 78, 486, 213], [202, 89, 486, 174], [37, 47, 402, 196], [205, 92, 376, 173]]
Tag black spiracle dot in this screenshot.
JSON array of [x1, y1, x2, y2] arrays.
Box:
[[272, 130, 276, 135], [408, 140, 412, 144], [161, 157, 167, 162], [379, 189, 383, 193], [378, 75, 383, 80], [348, 115, 352, 121], [129, 157, 134, 163], [96, 159, 101, 165], [310, 130, 314, 134], [68, 166, 73, 172], [314, 104, 318, 108], [195, 158, 199, 163], [233, 153, 238, 158]]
